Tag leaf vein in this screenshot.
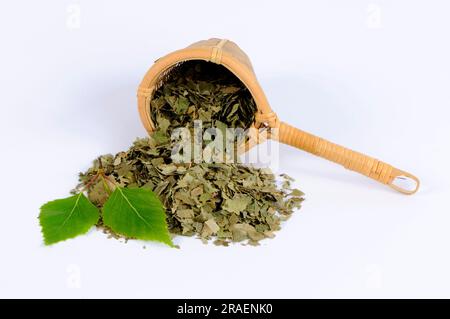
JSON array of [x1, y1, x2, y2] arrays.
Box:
[[60, 193, 82, 229], [117, 188, 153, 230]]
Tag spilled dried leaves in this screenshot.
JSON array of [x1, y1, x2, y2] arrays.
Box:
[[76, 61, 304, 246]]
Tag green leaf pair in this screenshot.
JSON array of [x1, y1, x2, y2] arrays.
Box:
[[39, 187, 173, 247]]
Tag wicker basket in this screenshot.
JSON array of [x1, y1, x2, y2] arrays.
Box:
[[137, 38, 419, 194]]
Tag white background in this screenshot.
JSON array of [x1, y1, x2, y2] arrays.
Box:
[[1, 0, 449, 298]]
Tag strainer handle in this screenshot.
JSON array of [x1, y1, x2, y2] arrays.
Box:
[[278, 121, 419, 194]]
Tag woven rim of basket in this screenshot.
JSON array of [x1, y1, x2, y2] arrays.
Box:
[[137, 44, 280, 153]]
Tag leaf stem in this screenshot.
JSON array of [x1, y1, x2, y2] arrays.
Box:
[[102, 173, 117, 185], [81, 173, 99, 192], [98, 157, 104, 170], [84, 156, 118, 197]]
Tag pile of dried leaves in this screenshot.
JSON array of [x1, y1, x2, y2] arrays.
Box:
[[76, 61, 304, 246]]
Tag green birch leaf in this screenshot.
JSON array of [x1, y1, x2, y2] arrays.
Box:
[[39, 193, 100, 245], [102, 187, 174, 247]]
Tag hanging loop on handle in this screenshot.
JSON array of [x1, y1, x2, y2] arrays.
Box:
[[275, 121, 420, 195], [387, 168, 420, 195]]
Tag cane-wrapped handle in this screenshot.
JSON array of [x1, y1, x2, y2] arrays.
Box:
[[278, 122, 419, 194]]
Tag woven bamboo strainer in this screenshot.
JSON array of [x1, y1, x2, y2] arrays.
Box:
[[137, 38, 419, 195]]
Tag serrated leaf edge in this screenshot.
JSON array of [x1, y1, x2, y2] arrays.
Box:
[[39, 193, 99, 246], [103, 187, 174, 247], [60, 192, 83, 229]]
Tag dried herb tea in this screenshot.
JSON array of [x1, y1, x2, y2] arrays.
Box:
[[40, 61, 304, 247], [77, 140, 303, 246], [151, 61, 257, 130]]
